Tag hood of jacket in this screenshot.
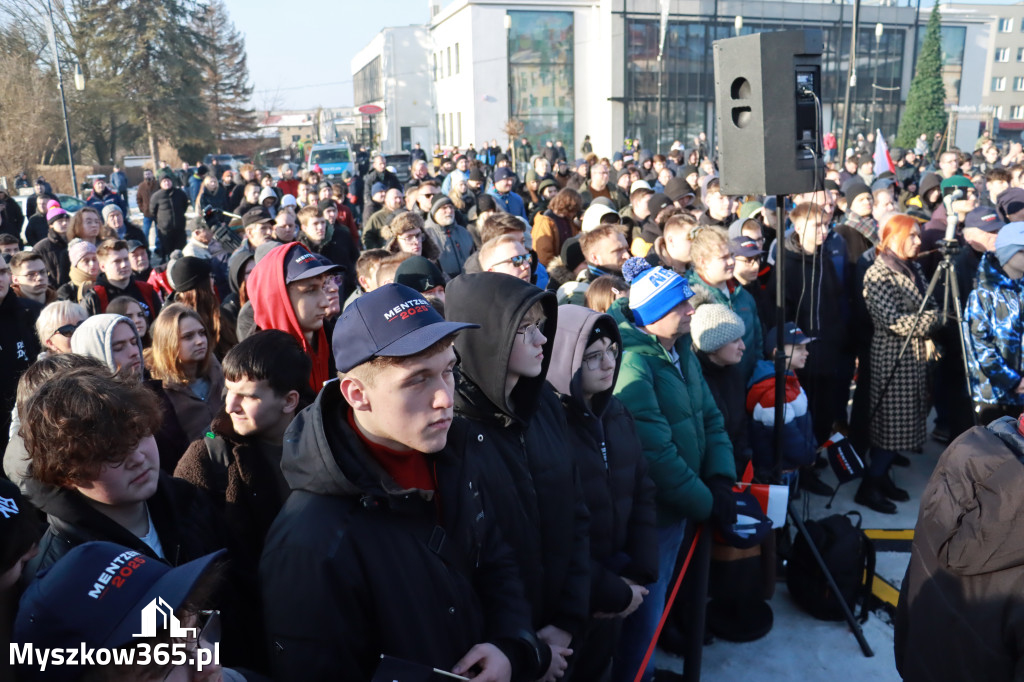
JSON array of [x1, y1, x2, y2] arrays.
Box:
[[446, 273, 557, 423], [247, 241, 329, 391], [281, 379, 439, 502], [227, 248, 254, 296], [548, 304, 621, 418], [927, 417, 1024, 576], [70, 313, 143, 373], [975, 251, 1021, 294]]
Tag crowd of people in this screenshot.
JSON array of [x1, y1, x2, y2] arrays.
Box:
[[1, 128, 1024, 682]]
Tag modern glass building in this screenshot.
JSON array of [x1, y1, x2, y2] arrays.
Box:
[[426, 0, 984, 158]]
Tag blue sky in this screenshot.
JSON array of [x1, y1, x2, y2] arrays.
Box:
[[222, 0, 431, 111]]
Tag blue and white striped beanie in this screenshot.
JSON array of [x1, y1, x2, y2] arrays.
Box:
[[622, 257, 694, 326]]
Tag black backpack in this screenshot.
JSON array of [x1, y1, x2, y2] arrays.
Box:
[[786, 511, 875, 622]]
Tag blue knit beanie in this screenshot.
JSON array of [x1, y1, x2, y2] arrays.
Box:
[[623, 257, 694, 326]]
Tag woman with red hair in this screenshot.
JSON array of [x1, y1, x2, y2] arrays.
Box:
[[857, 214, 940, 513]]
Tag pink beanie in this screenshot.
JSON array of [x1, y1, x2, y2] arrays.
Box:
[[46, 205, 69, 224], [68, 238, 97, 267]]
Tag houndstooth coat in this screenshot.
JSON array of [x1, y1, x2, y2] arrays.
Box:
[[863, 255, 940, 451]]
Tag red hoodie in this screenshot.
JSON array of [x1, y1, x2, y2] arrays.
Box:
[[247, 242, 330, 392]]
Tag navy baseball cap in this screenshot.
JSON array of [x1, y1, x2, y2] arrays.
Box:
[[730, 236, 761, 258], [14, 542, 225, 681], [126, 239, 146, 253], [964, 206, 1005, 233], [493, 167, 514, 183], [767, 322, 814, 348], [333, 283, 478, 373], [285, 243, 341, 284]]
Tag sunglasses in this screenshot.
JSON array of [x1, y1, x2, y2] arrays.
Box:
[[493, 253, 533, 268], [51, 322, 82, 339]]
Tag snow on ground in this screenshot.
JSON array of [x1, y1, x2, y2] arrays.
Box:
[[655, 421, 947, 680]]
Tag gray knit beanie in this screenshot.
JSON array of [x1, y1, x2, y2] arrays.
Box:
[[690, 303, 745, 352]]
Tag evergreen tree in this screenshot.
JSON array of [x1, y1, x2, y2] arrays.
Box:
[[194, 0, 256, 151], [79, 0, 212, 166], [896, 4, 947, 149]]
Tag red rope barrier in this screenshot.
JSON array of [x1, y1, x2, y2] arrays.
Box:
[[632, 524, 704, 682]]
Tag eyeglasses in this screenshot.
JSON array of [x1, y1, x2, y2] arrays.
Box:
[[20, 269, 48, 281], [515, 318, 546, 342], [583, 343, 619, 370], [493, 253, 533, 269], [398, 231, 424, 243], [51, 322, 82, 339]]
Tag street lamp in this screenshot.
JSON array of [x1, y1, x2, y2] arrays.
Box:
[[45, 0, 80, 198], [734, 15, 743, 36], [74, 62, 85, 91], [872, 22, 883, 134]]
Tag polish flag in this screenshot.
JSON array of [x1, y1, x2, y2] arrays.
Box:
[[873, 129, 896, 176]]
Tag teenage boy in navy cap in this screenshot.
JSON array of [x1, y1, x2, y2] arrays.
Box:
[[259, 283, 545, 682], [244, 242, 342, 393]]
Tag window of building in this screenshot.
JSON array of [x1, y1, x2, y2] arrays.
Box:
[[507, 11, 575, 154], [455, 43, 460, 74], [1015, 76, 1024, 91], [354, 56, 383, 105], [447, 47, 452, 77], [993, 76, 1006, 91], [448, 113, 454, 147], [456, 112, 462, 146], [1012, 106, 1024, 119], [433, 53, 438, 80], [996, 47, 1009, 62], [995, 106, 1004, 119], [1019, 47, 1024, 62], [998, 17, 1012, 32], [437, 113, 445, 146]]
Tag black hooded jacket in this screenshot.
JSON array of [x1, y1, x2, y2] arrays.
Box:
[[259, 381, 544, 681], [547, 305, 658, 615], [33, 228, 71, 288], [446, 273, 591, 640]]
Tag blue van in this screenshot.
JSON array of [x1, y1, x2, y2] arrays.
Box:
[[307, 142, 353, 180]]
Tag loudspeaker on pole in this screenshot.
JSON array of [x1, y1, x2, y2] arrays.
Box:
[[713, 30, 824, 196]]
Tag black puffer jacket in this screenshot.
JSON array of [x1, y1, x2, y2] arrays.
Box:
[[547, 304, 658, 614], [259, 381, 544, 681], [895, 417, 1024, 681], [446, 273, 591, 640], [24, 472, 230, 578], [33, 229, 71, 288]]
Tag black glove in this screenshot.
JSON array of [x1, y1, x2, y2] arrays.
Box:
[[707, 476, 737, 530]]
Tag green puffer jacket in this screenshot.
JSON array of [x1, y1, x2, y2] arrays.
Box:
[[608, 297, 737, 526]]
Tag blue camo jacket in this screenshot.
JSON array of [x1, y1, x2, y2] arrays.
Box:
[[965, 252, 1024, 406]]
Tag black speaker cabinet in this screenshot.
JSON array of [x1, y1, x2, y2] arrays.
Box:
[[713, 29, 824, 197]]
